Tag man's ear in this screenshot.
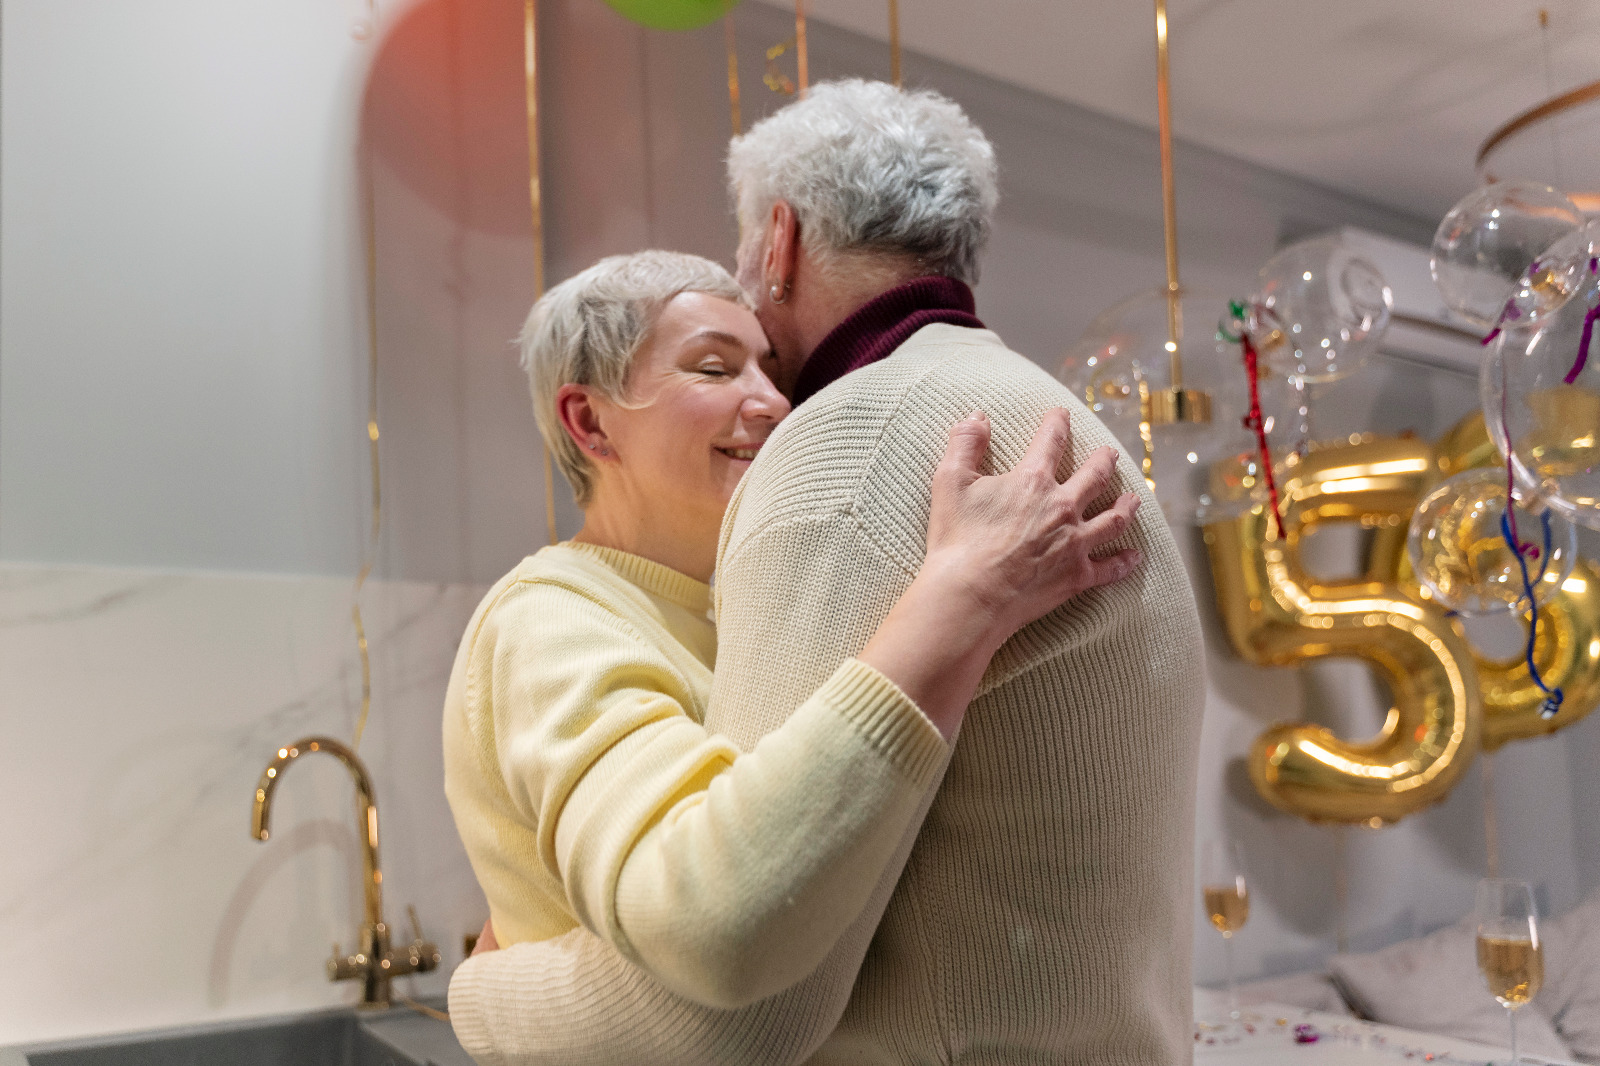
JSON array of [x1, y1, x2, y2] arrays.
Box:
[[765, 200, 799, 293], [555, 383, 613, 459]]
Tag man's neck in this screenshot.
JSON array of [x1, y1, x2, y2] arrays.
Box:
[[784, 256, 919, 370], [786, 275, 984, 405]]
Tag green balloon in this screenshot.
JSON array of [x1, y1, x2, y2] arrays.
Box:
[[601, 0, 739, 31]]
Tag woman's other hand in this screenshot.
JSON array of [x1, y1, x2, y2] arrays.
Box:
[[472, 918, 499, 956], [856, 408, 1142, 739]]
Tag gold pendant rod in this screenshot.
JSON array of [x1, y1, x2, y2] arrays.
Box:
[[352, 139, 382, 753], [725, 16, 743, 136], [888, 0, 901, 87], [796, 0, 809, 97], [1153, 0, 1182, 390], [525, 0, 559, 546]]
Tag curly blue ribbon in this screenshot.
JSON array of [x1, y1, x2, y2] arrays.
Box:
[[1501, 507, 1564, 719]]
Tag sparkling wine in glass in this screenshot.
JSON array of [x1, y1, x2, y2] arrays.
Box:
[[1202, 841, 1249, 1021], [1476, 878, 1543, 1065]]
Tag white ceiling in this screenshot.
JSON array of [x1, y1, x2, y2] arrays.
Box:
[[756, 0, 1600, 221]]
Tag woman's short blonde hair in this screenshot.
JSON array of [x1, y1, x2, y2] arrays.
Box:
[[519, 250, 747, 505]]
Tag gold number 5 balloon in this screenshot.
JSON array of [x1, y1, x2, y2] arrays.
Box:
[[1205, 436, 1480, 825], [1208, 418, 1600, 824]]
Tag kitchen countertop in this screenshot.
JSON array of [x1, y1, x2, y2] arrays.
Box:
[[0, 1000, 474, 1066]]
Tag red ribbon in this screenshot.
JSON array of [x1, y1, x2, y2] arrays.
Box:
[[1240, 334, 1285, 540]]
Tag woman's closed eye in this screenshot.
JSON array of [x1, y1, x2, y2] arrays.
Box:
[[695, 361, 731, 377]]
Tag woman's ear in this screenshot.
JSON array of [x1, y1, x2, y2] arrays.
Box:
[[555, 384, 613, 459]]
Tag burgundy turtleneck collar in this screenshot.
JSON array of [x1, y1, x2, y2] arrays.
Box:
[[789, 276, 985, 405]]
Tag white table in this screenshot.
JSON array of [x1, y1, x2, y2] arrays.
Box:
[[1194, 1004, 1582, 1066]]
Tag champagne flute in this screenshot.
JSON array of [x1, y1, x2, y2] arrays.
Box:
[[1476, 878, 1543, 1065], [1202, 841, 1250, 1021]]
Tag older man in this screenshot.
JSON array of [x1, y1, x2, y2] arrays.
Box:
[[450, 80, 1205, 1065]]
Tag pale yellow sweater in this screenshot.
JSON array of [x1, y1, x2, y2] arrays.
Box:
[[441, 541, 949, 1006], [449, 325, 1206, 1065]]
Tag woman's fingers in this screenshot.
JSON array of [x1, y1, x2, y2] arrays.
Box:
[[1078, 492, 1142, 547], [938, 411, 992, 483], [1059, 446, 1119, 515], [1018, 407, 1074, 477]]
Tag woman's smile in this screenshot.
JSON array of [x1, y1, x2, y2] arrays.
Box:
[[715, 444, 763, 463]]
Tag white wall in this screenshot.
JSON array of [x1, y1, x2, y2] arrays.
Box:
[[3, 0, 1597, 1045]]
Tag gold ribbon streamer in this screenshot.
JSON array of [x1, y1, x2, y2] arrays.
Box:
[[352, 141, 382, 753], [525, 0, 559, 547], [795, 0, 808, 97], [887, 0, 901, 87], [725, 15, 742, 136]]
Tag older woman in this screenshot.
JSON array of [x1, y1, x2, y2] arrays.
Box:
[[443, 249, 1138, 1048]]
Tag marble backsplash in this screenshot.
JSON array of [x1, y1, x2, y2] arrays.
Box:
[[0, 563, 492, 1045]]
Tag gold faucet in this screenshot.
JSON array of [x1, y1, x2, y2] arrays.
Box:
[[251, 735, 439, 1008]]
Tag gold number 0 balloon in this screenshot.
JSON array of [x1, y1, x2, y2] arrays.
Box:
[[1205, 436, 1481, 825], [1378, 413, 1600, 751]]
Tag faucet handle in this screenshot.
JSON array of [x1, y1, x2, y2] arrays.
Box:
[[327, 942, 368, 982], [392, 905, 441, 975]]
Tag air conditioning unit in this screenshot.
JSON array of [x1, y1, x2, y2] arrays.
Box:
[[1337, 226, 1488, 376]]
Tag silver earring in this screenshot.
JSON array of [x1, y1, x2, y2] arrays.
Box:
[[769, 282, 789, 305]]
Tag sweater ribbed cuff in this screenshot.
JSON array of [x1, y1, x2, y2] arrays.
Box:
[[820, 659, 948, 787], [446, 959, 504, 1066]]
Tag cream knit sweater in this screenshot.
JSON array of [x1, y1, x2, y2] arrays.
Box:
[[442, 541, 949, 1003], [449, 325, 1206, 1065]]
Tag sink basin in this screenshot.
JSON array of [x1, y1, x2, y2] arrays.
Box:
[[1, 1005, 472, 1066]]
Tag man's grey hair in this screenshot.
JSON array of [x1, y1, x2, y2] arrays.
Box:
[[727, 79, 998, 285], [519, 250, 747, 506]]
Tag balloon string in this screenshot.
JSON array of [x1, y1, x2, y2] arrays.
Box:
[[1567, 257, 1600, 383], [1239, 333, 1285, 540], [1497, 342, 1525, 553], [1482, 251, 1588, 722], [1480, 302, 1515, 348], [1494, 342, 1546, 697], [1502, 508, 1564, 718], [1479, 264, 1536, 348]]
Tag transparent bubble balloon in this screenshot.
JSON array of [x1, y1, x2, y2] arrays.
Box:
[[1059, 326, 1145, 454], [1484, 273, 1600, 531], [1431, 181, 1585, 330], [1256, 234, 1393, 384], [1059, 287, 1307, 525], [1407, 467, 1577, 616]]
